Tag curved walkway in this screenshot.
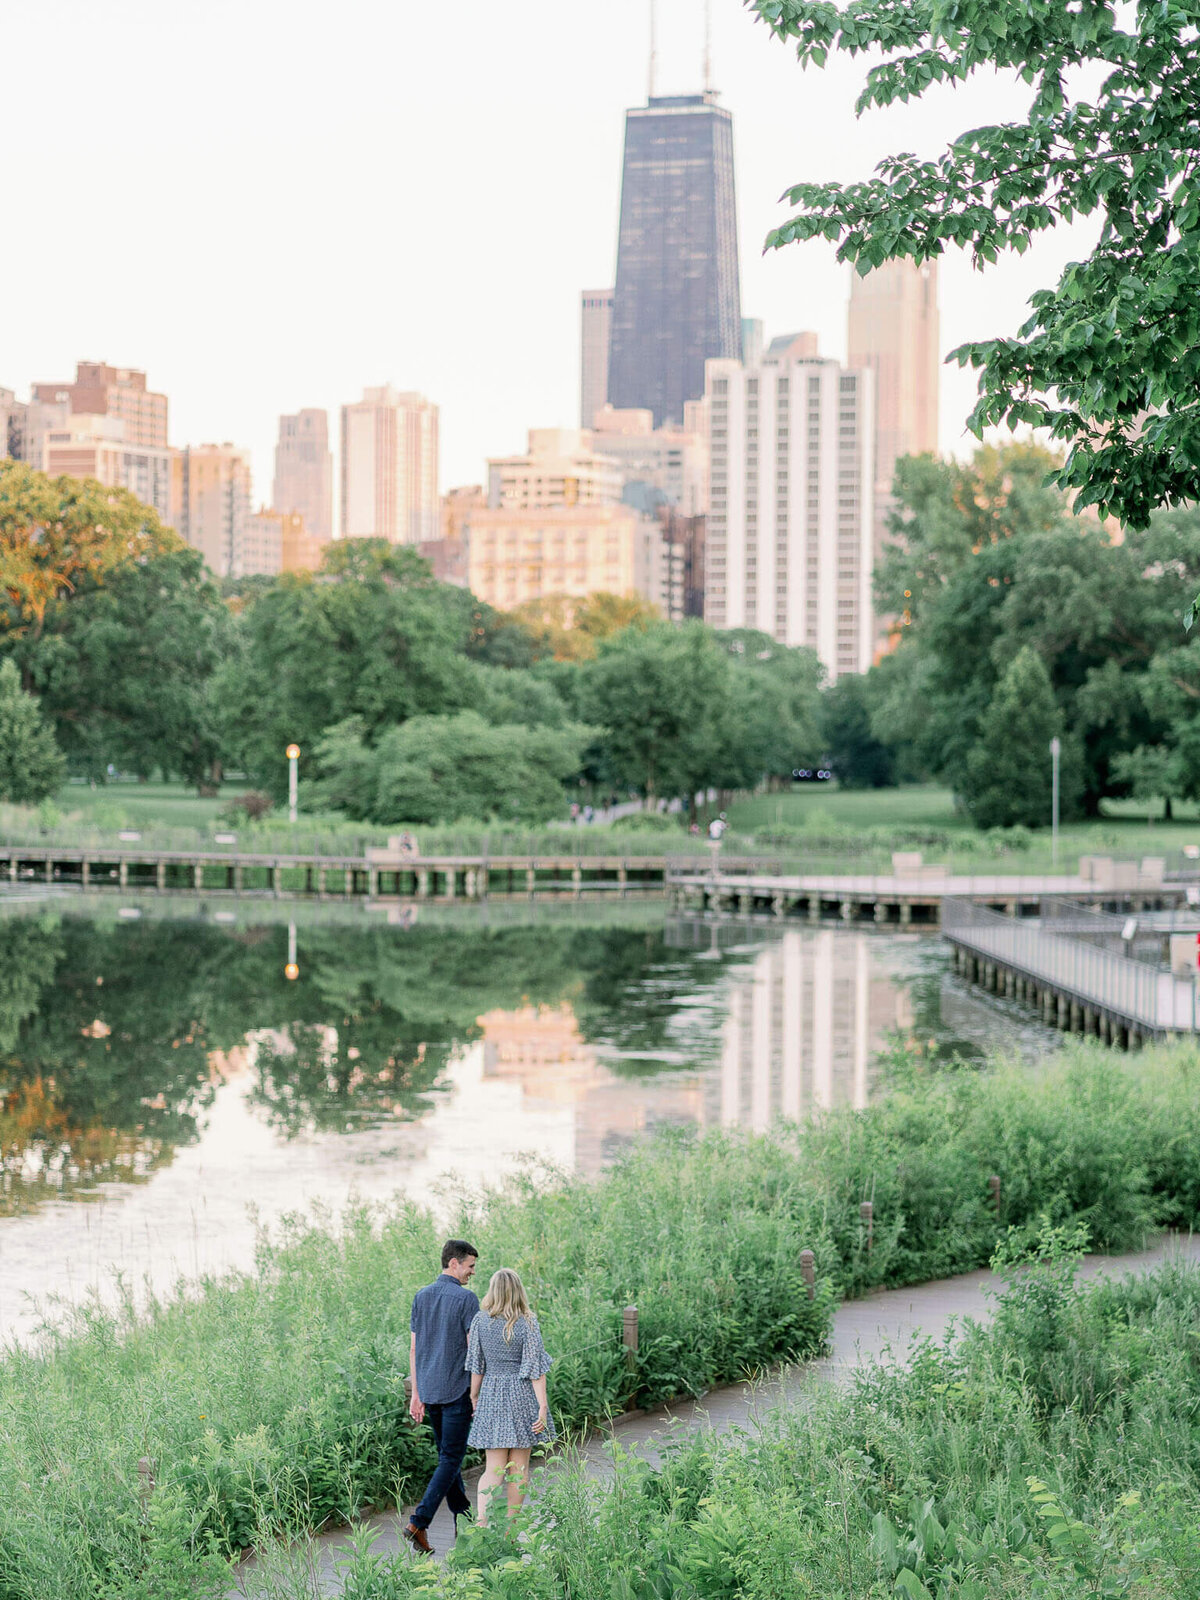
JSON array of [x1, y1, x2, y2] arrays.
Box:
[[234, 1232, 1200, 1596]]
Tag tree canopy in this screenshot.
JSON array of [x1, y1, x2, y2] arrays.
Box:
[[0, 462, 231, 781], [751, 0, 1200, 531], [864, 443, 1200, 817]]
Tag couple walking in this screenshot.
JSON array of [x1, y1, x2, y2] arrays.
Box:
[[402, 1239, 555, 1554]]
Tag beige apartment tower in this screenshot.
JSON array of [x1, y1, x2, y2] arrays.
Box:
[[847, 259, 939, 527], [487, 428, 623, 511], [43, 414, 175, 524], [463, 503, 675, 615], [272, 409, 332, 543], [174, 444, 253, 577], [704, 342, 875, 682], [341, 386, 439, 544]]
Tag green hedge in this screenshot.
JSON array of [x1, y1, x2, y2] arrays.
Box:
[[2, 1042, 1199, 1597]]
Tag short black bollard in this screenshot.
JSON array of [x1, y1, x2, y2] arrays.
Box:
[[859, 1200, 874, 1253], [799, 1248, 816, 1301]]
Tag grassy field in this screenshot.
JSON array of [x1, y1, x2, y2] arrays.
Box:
[[727, 782, 1200, 871], [57, 780, 250, 831]]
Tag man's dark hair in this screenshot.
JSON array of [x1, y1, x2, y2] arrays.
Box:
[[441, 1239, 478, 1269]]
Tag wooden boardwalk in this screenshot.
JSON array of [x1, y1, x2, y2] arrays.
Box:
[[942, 897, 1197, 1043], [666, 865, 1185, 924]]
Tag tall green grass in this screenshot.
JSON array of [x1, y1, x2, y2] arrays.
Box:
[[2, 1043, 1200, 1597], [361, 1240, 1200, 1598]]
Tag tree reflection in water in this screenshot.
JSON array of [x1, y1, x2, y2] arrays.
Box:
[[0, 913, 740, 1212]]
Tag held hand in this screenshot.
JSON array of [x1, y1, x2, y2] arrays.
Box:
[[532, 1409, 547, 1435], [409, 1395, 425, 1426]]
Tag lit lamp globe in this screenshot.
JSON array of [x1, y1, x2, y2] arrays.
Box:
[[286, 744, 300, 761], [284, 962, 300, 981]]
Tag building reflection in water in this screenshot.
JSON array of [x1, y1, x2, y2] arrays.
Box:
[[475, 927, 916, 1173]]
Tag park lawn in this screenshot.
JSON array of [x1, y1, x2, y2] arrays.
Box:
[[727, 783, 968, 833], [58, 780, 251, 832], [727, 782, 1200, 872]]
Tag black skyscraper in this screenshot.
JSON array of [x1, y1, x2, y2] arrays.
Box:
[[607, 91, 741, 427]]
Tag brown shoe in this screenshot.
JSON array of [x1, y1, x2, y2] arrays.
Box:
[[402, 1522, 434, 1555]]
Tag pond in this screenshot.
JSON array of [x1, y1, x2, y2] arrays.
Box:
[[0, 897, 1056, 1340]]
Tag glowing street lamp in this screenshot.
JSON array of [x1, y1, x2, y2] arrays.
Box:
[[286, 744, 300, 824], [285, 920, 299, 981]]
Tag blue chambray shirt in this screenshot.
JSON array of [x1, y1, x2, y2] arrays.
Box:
[[410, 1274, 481, 1405]]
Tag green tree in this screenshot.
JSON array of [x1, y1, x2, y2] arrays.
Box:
[[718, 630, 824, 787], [0, 462, 227, 783], [310, 710, 590, 825], [216, 541, 479, 796], [751, 0, 1200, 529], [0, 657, 65, 803], [870, 444, 1194, 812], [579, 622, 733, 807], [819, 673, 894, 790], [961, 646, 1080, 828], [1110, 744, 1180, 824]]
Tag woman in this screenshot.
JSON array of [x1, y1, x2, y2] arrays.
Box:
[[465, 1267, 555, 1524]]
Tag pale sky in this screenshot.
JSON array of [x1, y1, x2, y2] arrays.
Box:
[[3, 0, 1093, 504]]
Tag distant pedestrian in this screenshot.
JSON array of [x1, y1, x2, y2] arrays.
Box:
[[402, 1239, 480, 1555], [583, 804, 594, 824], [466, 1268, 555, 1525]]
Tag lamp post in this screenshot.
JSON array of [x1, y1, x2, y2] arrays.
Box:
[[1050, 736, 1061, 867], [285, 920, 299, 981], [286, 744, 300, 825]]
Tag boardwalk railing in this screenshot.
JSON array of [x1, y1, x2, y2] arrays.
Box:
[[942, 897, 1197, 1034]]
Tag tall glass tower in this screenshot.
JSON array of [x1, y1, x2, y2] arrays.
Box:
[[607, 91, 742, 428]]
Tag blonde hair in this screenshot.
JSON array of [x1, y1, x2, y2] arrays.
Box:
[[480, 1267, 531, 1341]]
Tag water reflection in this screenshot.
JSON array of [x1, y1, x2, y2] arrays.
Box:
[[0, 904, 1052, 1338]]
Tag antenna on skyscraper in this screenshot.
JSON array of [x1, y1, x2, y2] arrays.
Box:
[[648, 0, 658, 98], [703, 0, 714, 91]]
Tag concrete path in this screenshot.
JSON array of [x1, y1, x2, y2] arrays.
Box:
[[234, 1233, 1199, 1597]]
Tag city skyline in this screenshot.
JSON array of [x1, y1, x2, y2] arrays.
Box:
[[1, 0, 1099, 506]]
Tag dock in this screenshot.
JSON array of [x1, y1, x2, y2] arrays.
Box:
[[942, 897, 1197, 1044], [0, 843, 671, 900], [665, 866, 1186, 923]]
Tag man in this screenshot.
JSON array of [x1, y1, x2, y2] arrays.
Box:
[[402, 1238, 480, 1555]]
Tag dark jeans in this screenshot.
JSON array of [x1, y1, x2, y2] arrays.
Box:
[[411, 1392, 473, 1529]]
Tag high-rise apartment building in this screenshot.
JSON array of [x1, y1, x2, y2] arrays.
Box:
[[0, 388, 15, 459], [487, 429, 623, 511], [463, 502, 674, 615], [608, 91, 741, 426], [741, 318, 764, 367], [341, 386, 438, 544], [227, 508, 321, 577], [847, 258, 939, 533], [272, 409, 332, 543], [43, 414, 175, 523], [34, 362, 168, 448], [580, 288, 613, 428], [591, 405, 709, 516], [174, 444, 253, 577], [4, 391, 71, 471], [704, 343, 875, 681]]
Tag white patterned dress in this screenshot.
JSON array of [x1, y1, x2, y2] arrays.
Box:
[[465, 1311, 556, 1449]]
